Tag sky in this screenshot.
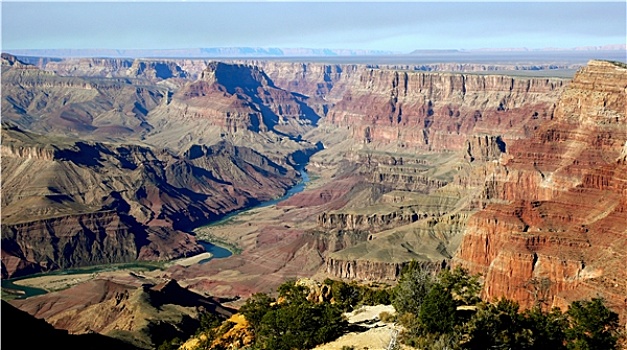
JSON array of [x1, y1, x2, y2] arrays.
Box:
[[2, 1, 626, 53]]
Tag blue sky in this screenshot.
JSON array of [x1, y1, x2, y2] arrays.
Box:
[[2, 1, 625, 52]]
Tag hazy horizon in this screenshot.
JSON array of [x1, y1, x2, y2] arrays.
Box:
[[2, 1, 626, 53]]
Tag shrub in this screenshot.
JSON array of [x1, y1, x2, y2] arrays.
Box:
[[565, 298, 620, 350], [419, 283, 457, 334], [379, 311, 396, 323], [392, 265, 433, 316]]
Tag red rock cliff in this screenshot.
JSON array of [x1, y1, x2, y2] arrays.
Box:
[[326, 70, 565, 151], [454, 60, 627, 316], [243, 61, 566, 152]]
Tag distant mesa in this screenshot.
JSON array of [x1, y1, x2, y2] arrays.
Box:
[[4, 47, 397, 59], [433, 44, 627, 53], [6, 44, 624, 60], [408, 49, 462, 55]]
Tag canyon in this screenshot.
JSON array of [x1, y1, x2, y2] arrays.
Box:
[[2, 52, 625, 346]]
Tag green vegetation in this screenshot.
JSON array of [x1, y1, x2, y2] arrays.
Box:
[[188, 279, 393, 350], [157, 337, 182, 350], [323, 278, 393, 311], [158, 308, 230, 350], [606, 60, 627, 69], [565, 298, 621, 350], [239, 281, 348, 350], [391, 264, 622, 350], [181, 267, 622, 350]]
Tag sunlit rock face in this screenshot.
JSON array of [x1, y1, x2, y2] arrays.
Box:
[[454, 60, 627, 316]]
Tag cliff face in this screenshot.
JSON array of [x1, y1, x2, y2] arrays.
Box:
[[454, 60, 627, 314], [4, 55, 625, 319], [246, 61, 566, 151], [326, 70, 564, 151], [33, 57, 192, 82], [318, 210, 425, 232], [252, 65, 565, 282], [142, 62, 322, 156], [2, 211, 142, 277], [325, 258, 445, 281], [38, 57, 135, 77], [180, 62, 318, 134]]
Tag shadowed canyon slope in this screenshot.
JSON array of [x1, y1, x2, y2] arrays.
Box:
[[9, 277, 234, 349], [2, 300, 140, 350], [2, 54, 626, 330], [2, 55, 310, 278]]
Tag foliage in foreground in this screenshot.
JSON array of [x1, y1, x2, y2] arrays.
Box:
[[239, 282, 348, 350], [180, 265, 622, 350], [184, 278, 392, 350], [392, 265, 622, 350]]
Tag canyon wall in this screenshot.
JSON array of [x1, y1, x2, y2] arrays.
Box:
[[281, 66, 566, 281], [454, 60, 627, 315], [1, 59, 168, 140], [250, 61, 566, 151], [325, 257, 446, 281], [325, 70, 564, 151], [142, 62, 322, 157]]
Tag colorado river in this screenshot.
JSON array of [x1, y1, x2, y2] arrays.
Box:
[[199, 164, 310, 228], [194, 164, 310, 258]]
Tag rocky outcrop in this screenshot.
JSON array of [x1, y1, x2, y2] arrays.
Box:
[[127, 59, 188, 80], [241, 61, 360, 102], [454, 60, 627, 315], [373, 167, 449, 192], [318, 211, 426, 232], [143, 62, 322, 155], [323, 208, 471, 281], [183, 62, 320, 133], [325, 257, 445, 281], [464, 135, 506, 162], [1, 53, 37, 69], [39, 57, 134, 77]]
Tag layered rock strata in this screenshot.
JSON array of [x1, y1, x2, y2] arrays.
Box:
[[143, 62, 322, 156], [284, 67, 568, 281], [1, 56, 168, 140], [454, 60, 627, 315]]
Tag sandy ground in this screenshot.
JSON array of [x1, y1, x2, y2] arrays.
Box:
[[11, 269, 152, 292], [13, 273, 97, 292], [314, 326, 398, 350], [11, 252, 215, 292], [173, 252, 213, 267]]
